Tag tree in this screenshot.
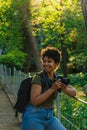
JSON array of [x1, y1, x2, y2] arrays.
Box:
[[0, 0, 87, 73], [31, 0, 87, 74], [81, 0, 87, 29], [11, 0, 42, 73], [20, 1, 42, 72], [0, 0, 42, 72]]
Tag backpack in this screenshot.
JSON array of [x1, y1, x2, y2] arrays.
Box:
[[14, 73, 45, 117]]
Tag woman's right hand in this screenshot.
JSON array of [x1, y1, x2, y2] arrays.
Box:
[[51, 79, 63, 91]]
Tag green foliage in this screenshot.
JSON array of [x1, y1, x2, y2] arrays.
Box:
[[60, 94, 87, 129], [0, 0, 87, 72], [0, 0, 24, 53], [0, 50, 26, 69], [0, 0, 29, 69], [31, 0, 87, 73], [68, 52, 87, 73], [69, 72, 87, 87], [59, 73, 87, 129], [31, 0, 86, 46]]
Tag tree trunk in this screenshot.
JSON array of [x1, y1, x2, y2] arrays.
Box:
[[59, 0, 68, 77], [21, 2, 42, 73], [61, 43, 68, 77], [22, 22, 42, 73], [81, 0, 87, 29]]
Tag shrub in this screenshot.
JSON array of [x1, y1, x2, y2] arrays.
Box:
[[69, 72, 87, 87], [0, 50, 26, 69]]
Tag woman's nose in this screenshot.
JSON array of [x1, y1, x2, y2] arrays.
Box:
[[44, 62, 48, 65]]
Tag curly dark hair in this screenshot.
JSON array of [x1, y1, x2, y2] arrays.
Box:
[[41, 46, 61, 63]]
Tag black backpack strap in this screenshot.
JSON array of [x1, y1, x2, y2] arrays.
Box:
[[15, 110, 18, 117], [37, 72, 46, 89], [38, 71, 52, 89]]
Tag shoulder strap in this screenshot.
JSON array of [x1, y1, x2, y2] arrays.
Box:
[[38, 72, 52, 88], [37, 72, 47, 88]]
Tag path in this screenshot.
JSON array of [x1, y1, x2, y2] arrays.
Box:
[[0, 86, 21, 130]]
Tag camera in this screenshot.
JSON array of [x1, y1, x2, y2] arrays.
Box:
[[54, 74, 70, 85]]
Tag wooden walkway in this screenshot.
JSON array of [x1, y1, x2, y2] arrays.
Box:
[[0, 86, 21, 130]]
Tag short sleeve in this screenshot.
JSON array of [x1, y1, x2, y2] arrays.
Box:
[[31, 74, 42, 86]]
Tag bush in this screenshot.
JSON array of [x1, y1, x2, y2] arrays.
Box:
[[69, 72, 87, 87], [60, 94, 87, 130], [0, 50, 26, 69]]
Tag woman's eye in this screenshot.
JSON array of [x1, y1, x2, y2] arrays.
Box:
[[48, 61, 51, 63], [43, 60, 46, 63]]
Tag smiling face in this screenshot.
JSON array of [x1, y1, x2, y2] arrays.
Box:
[[41, 47, 61, 75], [42, 56, 58, 73]]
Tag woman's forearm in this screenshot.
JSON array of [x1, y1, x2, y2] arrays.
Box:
[[61, 85, 76, 97]]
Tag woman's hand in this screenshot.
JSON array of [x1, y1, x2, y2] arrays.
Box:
[[51, 80, 76, 97], [51, 79, 66, 91]]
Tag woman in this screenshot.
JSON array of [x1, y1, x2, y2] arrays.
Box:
[[22, 46, 76, 130]]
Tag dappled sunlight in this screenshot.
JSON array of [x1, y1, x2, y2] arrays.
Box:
[[76, 87, 87, 101]]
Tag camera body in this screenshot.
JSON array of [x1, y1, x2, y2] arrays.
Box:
[[54, 74, 70, 85]]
